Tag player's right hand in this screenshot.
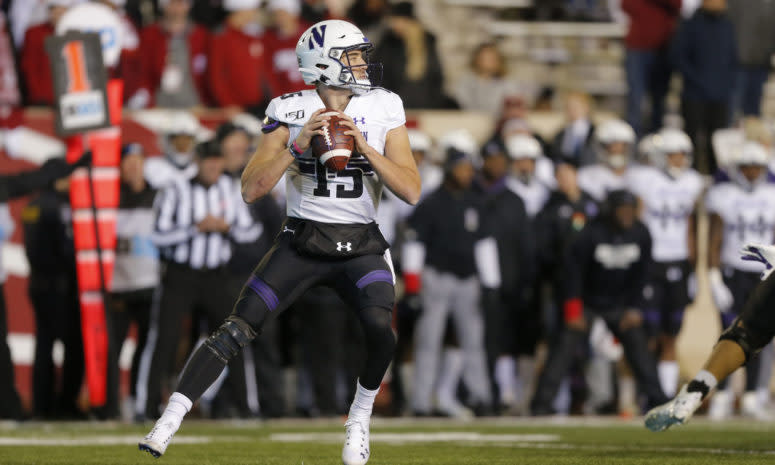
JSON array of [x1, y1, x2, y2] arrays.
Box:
[[741, 243, 775, 281], [294, 108, 331, 151], [708, 268, 733, 313]]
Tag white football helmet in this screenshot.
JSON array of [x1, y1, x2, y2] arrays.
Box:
[[731, 141, 770, 191], [505, 134, 542, 160], [652, 128, 693, 178], [296, 20, 380, 94], [596, 119, 635, 169], [407, 129, 432, 154]]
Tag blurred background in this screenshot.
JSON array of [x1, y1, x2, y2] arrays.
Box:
[[0, 0, 773, 424]]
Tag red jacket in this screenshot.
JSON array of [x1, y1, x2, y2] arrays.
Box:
[[20, 23, 54, 105], [263, 23, 313, 98], [208, 26, 271, 108], [139, 23, 212, 106], [622, 0, 682, 50]]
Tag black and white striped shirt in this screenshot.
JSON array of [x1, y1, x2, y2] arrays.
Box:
[[153, 175, 261, 270]]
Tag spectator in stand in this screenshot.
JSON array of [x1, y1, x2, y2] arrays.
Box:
[[621, 0, 681, 136], [133, 0, 211, 109], [97, 0, 144, 106], [0, 11, 23, 128], [454, 43, 531, 119], [300, 0, 337, 24], [20, 0, 76, 106], [264, 0, 312, 98], [375, 2, 454, 109], [727, 0, 775, 121], [209, 0, 271, 117], [347, 0, 389, 45], [550, 91, 597, 167], [671, 0, 737, 175]]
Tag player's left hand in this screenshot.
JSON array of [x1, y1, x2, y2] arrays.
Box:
[[741, 243, 775, 281], [336, 113, 371, 155]]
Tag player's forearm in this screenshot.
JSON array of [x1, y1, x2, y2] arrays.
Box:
[[241, 149, 294, 203], [361, 146, 421, 205]]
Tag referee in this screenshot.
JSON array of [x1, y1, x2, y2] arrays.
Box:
[[137, 140, 261, 419]]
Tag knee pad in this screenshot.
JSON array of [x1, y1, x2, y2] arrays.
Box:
[[204, 316, 257, 364], [360, 306, 396, 346], [718, 317, 769, 363]]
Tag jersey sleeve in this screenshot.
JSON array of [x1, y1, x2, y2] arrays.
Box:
[[262, 97, 286, 133], [383, 91, 406, 130], [704, 185, 725, 215]]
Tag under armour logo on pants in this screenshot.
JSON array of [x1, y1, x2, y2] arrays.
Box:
[[337, 241, 352, 252]]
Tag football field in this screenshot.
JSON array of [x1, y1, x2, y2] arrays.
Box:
[[1, 417, 774, 465]]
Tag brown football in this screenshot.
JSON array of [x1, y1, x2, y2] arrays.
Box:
[[310, 110, 354, 172]]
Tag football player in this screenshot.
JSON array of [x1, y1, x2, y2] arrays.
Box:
[[577, 119, 642, 202], [703, 141, 775, 419], [629, 128, 704, 398], [645, 243, 775, 431], [139, 20, 421, 465]]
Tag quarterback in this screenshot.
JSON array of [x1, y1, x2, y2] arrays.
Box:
[[139, 20, 420, 465]]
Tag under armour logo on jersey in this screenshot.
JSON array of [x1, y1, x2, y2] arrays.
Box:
[[337, 241, 352, 252], [353, 117, 366, 125], [308, 25, 327, 49], [283, 226, 296, 235]]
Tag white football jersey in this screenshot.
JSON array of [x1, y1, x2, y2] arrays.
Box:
[[629, 166, 703, 262], [265, 88, 406, 224], [706, 181, 775, 272], [506, 177, 550, 218], [577, 163, 648, 202]]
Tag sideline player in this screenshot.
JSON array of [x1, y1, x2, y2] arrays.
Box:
[[139, 20, 421, 465], [645, 243, 775, 431]]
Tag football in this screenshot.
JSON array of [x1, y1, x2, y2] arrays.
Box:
[[310, 110, 354, 172]]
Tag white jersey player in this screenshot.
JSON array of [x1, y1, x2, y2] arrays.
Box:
[[578, 119, 645, 202], [504, 134, 551, 217], [629, 128, 703, 398], [140, 20, 421, 465], [705, 141, 775, 419]]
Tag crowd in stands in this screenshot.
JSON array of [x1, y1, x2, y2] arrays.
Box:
[[2, 0, 775, 423]]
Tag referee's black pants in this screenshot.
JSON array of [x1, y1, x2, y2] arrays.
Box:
[[139, 264, 249, 419], [0, 284, 22, 419]]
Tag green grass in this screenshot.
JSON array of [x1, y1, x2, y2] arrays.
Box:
[[0, 417, 774, 464]]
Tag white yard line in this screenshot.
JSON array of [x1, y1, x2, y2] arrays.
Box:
[[0, 436, 214, 446], [269, 432, 560, 444]]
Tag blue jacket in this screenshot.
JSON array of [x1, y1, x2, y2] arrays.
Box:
[[671, 9, 738, 102]]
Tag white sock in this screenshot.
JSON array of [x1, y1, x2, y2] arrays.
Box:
[[494, 356, 516, 405], [162, 392, 192, 424], [658, 361, 680, 398], [693, 369, 718, 391], [436, 348, 463, 405], [348, 381, 379, 422]]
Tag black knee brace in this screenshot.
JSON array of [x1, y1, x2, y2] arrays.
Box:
[[205, 316, 257, 364], [718, 316, 770, 363]]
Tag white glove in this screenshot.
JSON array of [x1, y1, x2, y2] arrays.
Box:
[[589, 317, 623, 362], [741, 243, 775, 281], [708, 267, 734, 313]]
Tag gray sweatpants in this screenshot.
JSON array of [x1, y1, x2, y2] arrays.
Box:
[[412, 268, 491, 413]]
